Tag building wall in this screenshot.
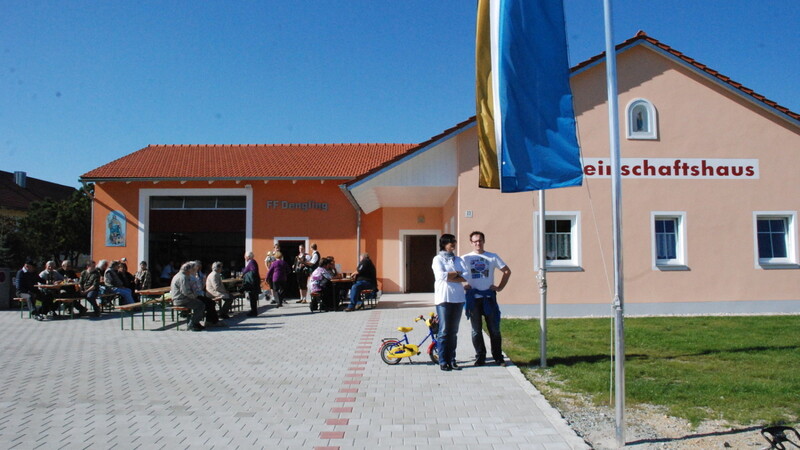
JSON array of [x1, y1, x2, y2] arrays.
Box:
[[456, 45, 800, 316], [377, 207, 442, 292], [91, 180, 361, 273]]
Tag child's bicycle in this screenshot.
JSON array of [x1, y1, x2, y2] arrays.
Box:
[[379, 312, 439, 365]]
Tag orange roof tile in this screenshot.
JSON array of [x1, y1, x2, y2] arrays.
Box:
[[80, 143, 416, 181]]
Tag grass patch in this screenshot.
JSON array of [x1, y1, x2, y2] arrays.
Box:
[[502, 315, 800, 426]]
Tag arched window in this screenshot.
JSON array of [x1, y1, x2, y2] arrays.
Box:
[[626, 98, 657, 140]]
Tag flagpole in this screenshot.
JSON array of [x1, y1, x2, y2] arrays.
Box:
[[537, 190, 547, 368], [602, 0, 626, 447]]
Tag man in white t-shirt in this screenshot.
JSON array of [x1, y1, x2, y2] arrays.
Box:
[[462, 231, 512, 367]]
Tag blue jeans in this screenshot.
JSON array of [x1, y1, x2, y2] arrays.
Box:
[[348, 280, 374, 309], [108, 286, 134, 305], [436, 302, 464, 366], [470, 298, 503, 362]]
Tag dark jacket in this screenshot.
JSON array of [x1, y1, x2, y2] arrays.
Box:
[[15, 268, 42, 294], [242, 269, 261, 294], [355, 257, 376, 284]]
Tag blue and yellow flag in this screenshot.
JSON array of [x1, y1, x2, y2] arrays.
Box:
[[476, 0, 583, 192]]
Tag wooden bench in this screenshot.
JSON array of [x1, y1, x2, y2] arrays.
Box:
[[12, 297, 31, 319], [53, 298, 81, 319], [360, 289, 379, 309], [170, 306, 193, 331], [99, 293, 119, 312], [116, 302, 146, 330]]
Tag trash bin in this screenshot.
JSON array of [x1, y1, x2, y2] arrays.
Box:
[[0, 268, 10, 309]]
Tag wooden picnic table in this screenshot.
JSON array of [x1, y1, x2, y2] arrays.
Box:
[[135, 286, 172, 324]]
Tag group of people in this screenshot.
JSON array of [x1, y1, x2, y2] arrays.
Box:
[[432, 231, 512, 372], [14, 258, 153, 320]]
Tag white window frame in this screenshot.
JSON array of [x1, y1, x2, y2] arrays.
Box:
[[533, 211, 582, 271], [753, 211, 799, 269], [626, 98, 658, 140], [651, 212, 688, 271]]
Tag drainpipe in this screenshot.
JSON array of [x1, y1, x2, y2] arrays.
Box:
[[339, 184, 362, 262], [80, 181, 95, 259]]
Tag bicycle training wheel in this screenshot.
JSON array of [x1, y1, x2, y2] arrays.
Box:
[[427, 341, 439, 364], [380, 340, 402, 365]]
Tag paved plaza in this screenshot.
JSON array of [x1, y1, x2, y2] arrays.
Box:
[[0, 294, 587, 449]]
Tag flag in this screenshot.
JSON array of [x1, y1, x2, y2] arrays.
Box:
[[476, 0, 583, 192]]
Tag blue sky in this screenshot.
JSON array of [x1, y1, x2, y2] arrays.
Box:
[[2, 1, 798, 187]]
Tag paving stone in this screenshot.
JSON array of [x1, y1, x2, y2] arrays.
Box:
[[0, 294, 587, 449]]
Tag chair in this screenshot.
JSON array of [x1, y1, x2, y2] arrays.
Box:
[[360, 289, 379, 309]]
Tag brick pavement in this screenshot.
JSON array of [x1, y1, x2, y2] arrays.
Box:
[[0, 294, 587, 449]]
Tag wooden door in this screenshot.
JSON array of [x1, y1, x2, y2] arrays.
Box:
[[405, 235, 436, 293]]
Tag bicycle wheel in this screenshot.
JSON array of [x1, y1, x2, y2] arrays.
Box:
[[380, 340, 402, 365], [427, 341, 439, 364]]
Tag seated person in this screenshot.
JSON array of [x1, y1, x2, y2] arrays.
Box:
[[345, 253, 377, 311], [309, 257, 335, 310], [206, 261, 232, 319], [118, 262, 137, 301], [39, 260, 74, 317], [57, 260, 78, 280], [100, 260, 135, 305], [79, 261, 102, 317], [170, 262, 206, 331], [134, 261, 152, 291], [189, 260, 218, 324], [15, 259, 46, 320]]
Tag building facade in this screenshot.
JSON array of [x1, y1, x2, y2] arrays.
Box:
[[81, 33, 799, 315]]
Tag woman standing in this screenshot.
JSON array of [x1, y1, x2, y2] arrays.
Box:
[[432, 234, 467, 372], [294, 245, 310, 303], [266, 252, 290, 308]]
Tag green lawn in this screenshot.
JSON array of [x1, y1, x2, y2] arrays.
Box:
[[502, 315, 800, 426]]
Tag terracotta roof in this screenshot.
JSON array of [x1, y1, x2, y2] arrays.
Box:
[[0, 171, 76, 212], [80, 143, 416, 181], [571, 30, 800, 122]]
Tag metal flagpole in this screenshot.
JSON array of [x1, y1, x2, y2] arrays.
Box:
[[537, 190, 547, 368], [602, 0, 626, 447]]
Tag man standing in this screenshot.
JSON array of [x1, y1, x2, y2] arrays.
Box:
[[242, 251, 261, 317], [344, 253, 376, 311], [462, 231, 512, 367]]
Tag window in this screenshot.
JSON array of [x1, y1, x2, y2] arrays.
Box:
[[626, 98, 658, 140], [651, 212, 687, 270], [754, 212, 798, 268], [534, 212, 581, 271], [150, 196, 246, 210]]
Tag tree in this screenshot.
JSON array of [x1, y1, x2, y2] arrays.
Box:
[[16, 186, 92, 265]]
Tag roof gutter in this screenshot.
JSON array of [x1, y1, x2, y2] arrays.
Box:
[[339, 184, 363, 260], [78, 176, 353, 183]]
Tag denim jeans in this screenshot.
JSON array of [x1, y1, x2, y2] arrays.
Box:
[[348, 280, 374, 309], [436, 302, 464, 366], [110, 286, 134, 305], [470, 298, 502, 362]]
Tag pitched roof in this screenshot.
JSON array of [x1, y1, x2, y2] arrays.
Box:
[[343, 32, 799, 192], [571, 30, 800, 123], [80, 143, 416, 181], [0, 171, 76, 212]]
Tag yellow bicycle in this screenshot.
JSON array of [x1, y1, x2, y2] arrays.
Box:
[[379, 313, 439, 365]]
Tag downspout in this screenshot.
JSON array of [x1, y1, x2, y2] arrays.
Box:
[[339, 184, 362, 262], [80, 181, 95, 259]]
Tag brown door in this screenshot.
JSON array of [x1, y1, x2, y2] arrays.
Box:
[[405, 235, 437, 293]]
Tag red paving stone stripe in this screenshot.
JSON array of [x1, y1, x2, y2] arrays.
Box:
[[339, 388, 358, 393], [343, 380, 361, 385], [350, 361, 367, 365], [326, 418, 350, 426], [319, 431, 345, 439], [331, 407, 353, 413], [335, 397, 356, 402], [347, 366, 365, 371]]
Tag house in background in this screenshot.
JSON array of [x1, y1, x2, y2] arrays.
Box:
[[0, 171, 76, 219]]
